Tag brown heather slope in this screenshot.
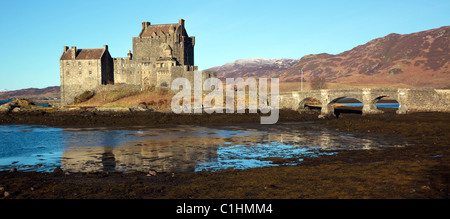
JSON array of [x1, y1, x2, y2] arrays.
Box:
[[206, 26, 449, 88], [0, 86, 60, 100], [281, 26, 450, 88]]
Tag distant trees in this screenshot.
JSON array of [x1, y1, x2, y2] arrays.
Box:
[[310, 76, 327, 90]]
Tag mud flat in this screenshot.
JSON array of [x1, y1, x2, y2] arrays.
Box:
[[0, 108, 319, 127], [0, 108, 449, 199]]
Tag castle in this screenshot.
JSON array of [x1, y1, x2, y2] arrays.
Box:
[[59, 19, 216, 105]]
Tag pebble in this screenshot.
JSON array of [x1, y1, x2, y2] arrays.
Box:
[[147, 170, 157, 176], [4, 191, 14, 198], [53, 167, 63, 174]]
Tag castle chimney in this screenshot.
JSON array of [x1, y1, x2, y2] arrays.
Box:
[[142, 21, 150, 29], [178, 19, 185, 28], [64, 46, 68, 52], [71, 46, 77, 59], [103, 45, 108, 51], [190, 36, 195, 47], [127, 50, 133, 60]]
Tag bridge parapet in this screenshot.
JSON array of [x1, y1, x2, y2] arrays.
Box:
[[279, 88, 450, 118]]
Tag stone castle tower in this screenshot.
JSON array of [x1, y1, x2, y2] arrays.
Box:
[[60, 19, 216, 105]]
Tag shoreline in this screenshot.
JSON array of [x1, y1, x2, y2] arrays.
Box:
[[1, 108, 449, 199], [0, 108, 321, 128]]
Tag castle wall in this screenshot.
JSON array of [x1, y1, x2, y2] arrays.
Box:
[[113, 59, 141, 86], [60, 59, 103, 105], [132, 36, 183, 63], [101, 51, 114, 85], [183, 36, 195, 66]]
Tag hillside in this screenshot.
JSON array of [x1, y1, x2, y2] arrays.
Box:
[[207, 26, 450, 88], [206, 58, 300, 79], [280, 25, 450, 88], [0, 86, 60, 100]]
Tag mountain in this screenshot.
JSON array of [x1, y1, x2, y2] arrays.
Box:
[[0, 86, 60, 100], [205, 57, 300, 79], [206, 26, 450, 88], [281, 26, 450, 88]]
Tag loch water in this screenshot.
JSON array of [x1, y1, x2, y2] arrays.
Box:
[[0, 122, 409, 173]]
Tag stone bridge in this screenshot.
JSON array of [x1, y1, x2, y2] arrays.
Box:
[[279, 88, 450, 118]]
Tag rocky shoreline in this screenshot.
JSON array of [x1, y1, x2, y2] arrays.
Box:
[[0, 107, 449, 199], [0, 107, 321, 127]]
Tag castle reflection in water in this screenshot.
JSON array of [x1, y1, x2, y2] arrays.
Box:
[[59, 124, 407, 173]]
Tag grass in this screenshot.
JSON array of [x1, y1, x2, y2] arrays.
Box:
[[77, 88, 173, 109]]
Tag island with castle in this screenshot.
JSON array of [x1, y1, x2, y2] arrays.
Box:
[[59, 19, 216, 105]]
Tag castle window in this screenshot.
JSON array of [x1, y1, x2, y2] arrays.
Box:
[[89, 71, 92, 75], [66, 71, 69, 75], [88, 61, 91, 66], [145, 63, 149, 67], [66, 62, 70, 66], [122, 64, 125, 67], [79, 71, 82, 75], [78, 62, 81, 67]]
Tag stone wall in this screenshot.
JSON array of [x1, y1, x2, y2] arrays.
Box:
[[405, 88, 450, 112], [113, 58, 141, 86], [95, 84, 142, 93], [60, 59, 103, 105]]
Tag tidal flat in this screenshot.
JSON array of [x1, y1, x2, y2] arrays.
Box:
[[0, 108, 449, 199]]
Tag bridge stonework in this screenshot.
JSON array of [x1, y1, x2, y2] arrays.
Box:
[[279, 88, 450, 118]]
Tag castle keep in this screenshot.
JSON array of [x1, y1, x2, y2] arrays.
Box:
[[60, 19, 216, 105]]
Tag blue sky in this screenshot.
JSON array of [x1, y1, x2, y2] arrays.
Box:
[[0, 0, 449, 90]]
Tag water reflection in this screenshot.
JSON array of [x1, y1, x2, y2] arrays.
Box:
[[0, 123, 409, 173]]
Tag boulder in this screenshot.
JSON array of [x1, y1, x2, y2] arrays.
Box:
[[95, 107, 130, 112], [129, 104, 152, 112], [0, 102, 16, 113], [13, 99, 36, 109], [0, 99, 36, 113]]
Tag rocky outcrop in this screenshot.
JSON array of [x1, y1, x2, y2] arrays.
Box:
[[129, 104, 153, 112], [0, 99, 36, 113]]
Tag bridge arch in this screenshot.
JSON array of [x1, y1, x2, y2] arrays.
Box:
[[329, 96, 364, 105], [298, 97, 322, 109], [371, 95, 400, 112], [326, 96, 364, 117]]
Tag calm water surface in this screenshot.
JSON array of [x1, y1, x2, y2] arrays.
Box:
[[0, 122, 409, 173], [341, 103, 399, 108]]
